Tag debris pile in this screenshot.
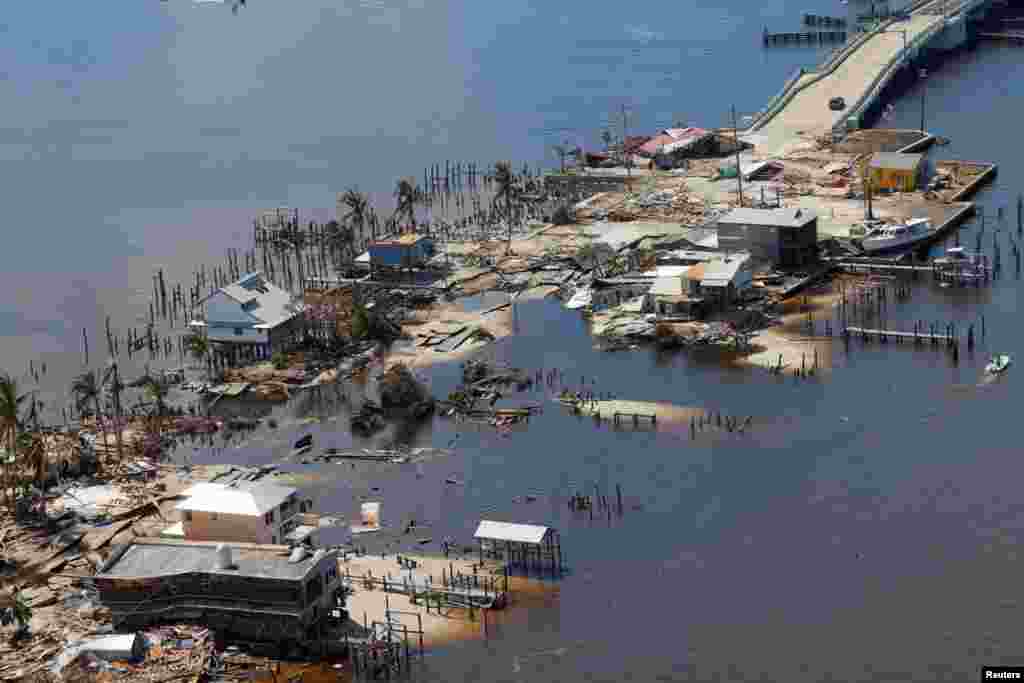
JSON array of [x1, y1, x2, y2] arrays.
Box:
[[351, 401, 385, 436], [378, 364, 435, 418]]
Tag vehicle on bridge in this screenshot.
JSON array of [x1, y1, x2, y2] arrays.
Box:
[[829, 97, 846, 111]]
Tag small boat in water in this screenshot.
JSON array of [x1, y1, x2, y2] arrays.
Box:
[[986, 354, 1012, 375], [860, 217, 933, 254]]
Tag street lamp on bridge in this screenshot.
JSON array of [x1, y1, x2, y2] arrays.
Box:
[[919, 67, 928, 133]]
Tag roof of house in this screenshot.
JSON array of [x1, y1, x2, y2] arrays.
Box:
[[685, 263, 707, 281], [216, 272, 301, 330], [97, 538, 330, 581], [623, 135, 652, 154], [701, 254, 751, 288], [660, 127, 713, 155], [869, 152, 923, 171], [371, 233, 430, 247], [176, 482, 296, 516], [474, 520, 551, 545], [657, 249, 722, 264], [594, 223, 685, 250], [642, 265, 692, 279], [638, 133, 676, 157], [648, 277, 685, 297], [716, 207, 818, 229]]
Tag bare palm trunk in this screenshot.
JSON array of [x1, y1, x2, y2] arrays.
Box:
[[112, 365, 124, 465], [93, 396, 106, 475]]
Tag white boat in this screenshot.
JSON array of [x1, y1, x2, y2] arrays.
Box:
[[934, 246, 981, 267], [986, 354, 1012, 375], [860, 217, 934, 254], [566, 287, 593, 310]]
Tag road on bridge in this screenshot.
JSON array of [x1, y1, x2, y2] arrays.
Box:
[[754, 1, 954, 156]]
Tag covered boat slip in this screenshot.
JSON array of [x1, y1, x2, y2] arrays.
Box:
[[474, 520, 563, 577]]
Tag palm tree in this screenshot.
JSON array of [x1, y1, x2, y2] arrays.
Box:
[[0, 373, 27, 509], [552, 142, 571, 174], [102, 361, 125, 464], [493, 161, 517, 251], [339, 188, 369, 253], [20, 394, 48, 489], [131, 370, 171, 459], [71, 370, 108, 474], [184, 332, 210, 364], [393, 178, 417, 231]]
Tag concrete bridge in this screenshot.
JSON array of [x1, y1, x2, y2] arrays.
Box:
[[747, 0, 995, 156]]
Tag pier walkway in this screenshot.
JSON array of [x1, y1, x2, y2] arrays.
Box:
[[750, 0, 982, 156]]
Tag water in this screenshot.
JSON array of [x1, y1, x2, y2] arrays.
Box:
[[0, 0, 832, 407], [6, 1, 1024, 679]]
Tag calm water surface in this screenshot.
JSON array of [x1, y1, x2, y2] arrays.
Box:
[[5, 1, 1024, 680]]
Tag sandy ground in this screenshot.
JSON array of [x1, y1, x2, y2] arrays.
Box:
[[339, 552, 550, 648], [742, 284, 845, 373], [560, 398, 706, 424], [384, 286, 559, 371]]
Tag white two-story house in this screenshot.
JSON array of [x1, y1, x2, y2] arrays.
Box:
[[172, 482, 318, 546]]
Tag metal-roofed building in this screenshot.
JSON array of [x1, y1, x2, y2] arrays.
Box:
[[868, 152, 924, 192], [474, 520, 563, 576], [368, 233, 435, 269], [190, 272, 303, 353], [700, 253, 754, 308], [716, 208, 818, 268], [94, 539, 344, 650]]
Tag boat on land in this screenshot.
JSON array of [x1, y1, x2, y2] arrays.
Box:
[[566, 287, 592, 310], [860, 217, 934, 254], [986, 354, 1012, 375]]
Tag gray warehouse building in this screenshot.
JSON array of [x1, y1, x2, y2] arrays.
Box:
[[715, 207, 818, 269]]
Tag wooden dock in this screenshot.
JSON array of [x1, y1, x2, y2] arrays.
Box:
[[303, 276, 446, 291], [803, 13, 847, 27], [978, 31, 1024, 43], [843, 326, 955, 343], [764, 29, 846, 45], [938, 161, 999, 202]]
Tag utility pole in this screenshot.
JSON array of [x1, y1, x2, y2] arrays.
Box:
[[732, 105, 743, 207], [621, 103, 631, 179], [919, 68, 928, 133]]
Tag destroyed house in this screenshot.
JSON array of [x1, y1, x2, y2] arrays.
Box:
[[716, 208, 818, 269], [172, 482, 317, 547], [191, 272, 303, 352], [699, 253, 753, 308], [95, 540, 344, 647], [590, 276, 657, 310], [643, 274, 704, 320]]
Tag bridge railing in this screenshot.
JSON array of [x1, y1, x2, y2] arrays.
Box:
[[746, 66, 805, 131], [749, 0, 947, 135], [750, 12, 911, 133], [834, 4, 962, 135]]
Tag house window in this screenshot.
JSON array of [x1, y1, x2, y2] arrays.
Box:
[[234, 328, 244, 336], [265, 510, 274, 525], [184, 511, 192, 521], [272, 535, 277, 544]]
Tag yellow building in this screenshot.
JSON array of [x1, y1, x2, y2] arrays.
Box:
[[868, 152, 924, 192]]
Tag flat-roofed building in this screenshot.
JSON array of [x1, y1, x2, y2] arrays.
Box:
[[94, 539, 344, 649]]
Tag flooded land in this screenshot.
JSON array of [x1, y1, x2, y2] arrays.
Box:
[[4, 0, 1024, 681]]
